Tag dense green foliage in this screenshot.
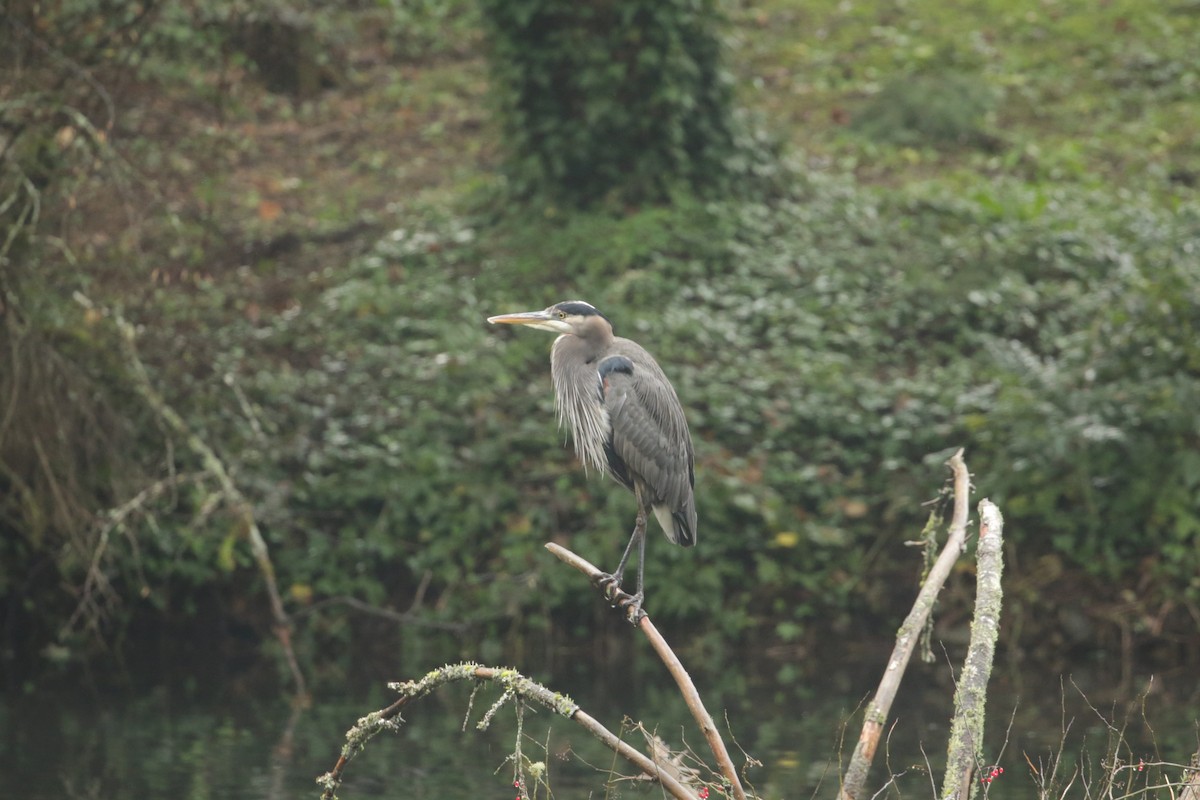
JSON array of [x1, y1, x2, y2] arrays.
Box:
[[1, 0, 1198, 676], [138, 178, 1200, 655], [478, 0, 742, 207]]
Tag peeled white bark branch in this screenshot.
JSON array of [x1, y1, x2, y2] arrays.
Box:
[[838, 449, 972, 800]]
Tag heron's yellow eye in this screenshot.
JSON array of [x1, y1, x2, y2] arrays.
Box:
[[557, 311, 567, 320]]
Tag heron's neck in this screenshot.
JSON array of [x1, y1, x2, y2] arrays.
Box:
[[571, 319, 614, 362], [553, 333, 600, 364]]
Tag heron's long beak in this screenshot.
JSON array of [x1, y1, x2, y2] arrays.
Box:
[[488, 309, 569, 335], [486, 310, 554, 326]]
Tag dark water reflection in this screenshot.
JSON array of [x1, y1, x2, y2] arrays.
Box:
[[2, 637, 1196, 800]]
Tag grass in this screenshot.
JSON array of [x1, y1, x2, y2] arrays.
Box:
[[86, 0, 1198, 302], [728, 0, 1199, 199], [110, 0, 1198, 266]]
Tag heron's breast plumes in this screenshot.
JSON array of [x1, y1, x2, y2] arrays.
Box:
[[550, 335, 612, 475], [553, 369, 612, 474]]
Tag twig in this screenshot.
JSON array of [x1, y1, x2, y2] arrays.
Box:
[[315, 663, 696, 800], [291, 595, 468, 631], [61, 471, 206, 637], [545, 541, 748, 800], [838, 448, 972, 800], [941, 499, 1005, 800]]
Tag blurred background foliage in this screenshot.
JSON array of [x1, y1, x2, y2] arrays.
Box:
[[1, 0, 1198, 683], [478, 0, 745, 207]]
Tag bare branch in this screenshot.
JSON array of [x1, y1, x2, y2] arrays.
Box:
[[61, 471, 207, 638], [839, 448, 972, 800], [545, 541, 749, 800]]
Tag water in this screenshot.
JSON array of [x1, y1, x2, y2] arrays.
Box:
[[1, 638, 1196, 800]]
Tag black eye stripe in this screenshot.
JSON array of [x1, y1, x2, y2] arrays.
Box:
[[551, 301, 611, 328], [554, 301, 599, 317]]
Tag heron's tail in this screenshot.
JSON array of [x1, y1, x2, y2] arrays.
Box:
[[655, 499, 697, 547]]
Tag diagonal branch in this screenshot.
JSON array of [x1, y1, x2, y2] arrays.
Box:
[[838, 448, 972, 800], [545, 541, 748, 800], [74, 293, 308, 700]]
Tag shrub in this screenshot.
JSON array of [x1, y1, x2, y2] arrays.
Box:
[[852, 72, 998, 149], [478, 0, 742, 207]]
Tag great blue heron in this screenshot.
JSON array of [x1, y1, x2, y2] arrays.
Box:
[[488, 300, 696, 617]]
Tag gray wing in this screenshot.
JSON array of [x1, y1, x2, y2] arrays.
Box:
[[599, 347, 696, 546]]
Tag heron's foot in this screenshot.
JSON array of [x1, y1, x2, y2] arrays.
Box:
[[616, 591, 646, 624], [596, 571, 624, 601], [595, 574, 645, 622], [592, 573, 643, 623]]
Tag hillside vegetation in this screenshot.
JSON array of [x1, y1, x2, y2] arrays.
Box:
[[1, 0, 1197, 679]]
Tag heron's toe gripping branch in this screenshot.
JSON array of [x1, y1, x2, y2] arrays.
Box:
[[617, 592, 646, 624], [595, 573, 646, 624]]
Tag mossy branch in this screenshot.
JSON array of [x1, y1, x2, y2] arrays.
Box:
[[315, 662, 697, 800], [838, 448, 972, 800], [73, 293, 308, 700], [941, 499, 1005, 800]]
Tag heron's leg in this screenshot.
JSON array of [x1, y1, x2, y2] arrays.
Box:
[[611, 501, 647, 587], [633, 519, 647, 600], [602, 490, 649, 622], [611, 515, 649, 621], [600, 486, 648, 611]]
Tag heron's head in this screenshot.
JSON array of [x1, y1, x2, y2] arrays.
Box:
[[487, 301, 611, 337]]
